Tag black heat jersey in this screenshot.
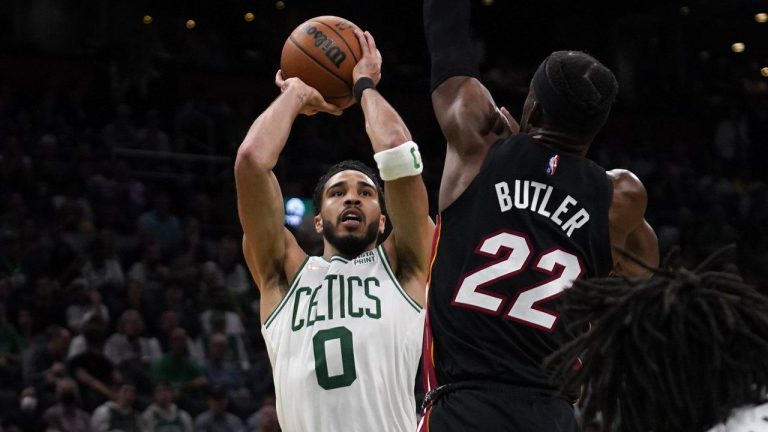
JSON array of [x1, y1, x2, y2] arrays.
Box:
[[424, 134, 613, 394]]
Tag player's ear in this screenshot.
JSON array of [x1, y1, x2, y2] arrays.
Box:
[[378, 214, 386, 234], [314, 215, 323, 234], [526, 100, 542, 131]]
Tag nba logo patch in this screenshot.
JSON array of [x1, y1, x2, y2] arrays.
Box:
[[546, 154, 560, 176]]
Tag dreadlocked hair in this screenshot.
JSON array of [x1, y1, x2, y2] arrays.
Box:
[[547, 245, 768, 432]]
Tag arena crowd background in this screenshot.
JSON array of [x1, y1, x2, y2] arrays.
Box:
[[0, 0, 766, 430]]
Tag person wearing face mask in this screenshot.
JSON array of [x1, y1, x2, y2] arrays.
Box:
[[43, 378, 92, 432], [1, 386, 46, 432]]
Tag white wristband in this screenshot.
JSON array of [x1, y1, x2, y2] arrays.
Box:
[[373, 141, 423, 181]]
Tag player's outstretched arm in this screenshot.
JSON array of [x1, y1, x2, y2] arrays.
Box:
[[607, 169, 660, 278], [424, 0, 517, 211], [353, 29, 434, 306], [235, 78, 340, 322]]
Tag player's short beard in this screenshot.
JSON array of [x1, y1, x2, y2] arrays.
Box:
[[323, 218, 380, 259]]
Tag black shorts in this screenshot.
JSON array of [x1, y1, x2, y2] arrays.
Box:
[[419, 382, 579, 432]]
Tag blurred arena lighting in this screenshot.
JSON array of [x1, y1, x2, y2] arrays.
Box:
[[186, 19, 196, 29], [756, 13, 767, 23], [680, 6, 690, 16], [481, 0, 494, 6], [244, 12, 255, 22], [142, 15, 153, 25], [731, 42, 745, 53], [275, 1, 285, 10], [284, 198, 307, 227], [761, 67, 768, 77]]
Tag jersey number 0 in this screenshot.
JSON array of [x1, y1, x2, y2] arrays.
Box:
[[312, 326, 357, 390], [451, 230, 583, 332]]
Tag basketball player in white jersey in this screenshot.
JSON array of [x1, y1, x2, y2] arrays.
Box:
[[235, 29, 433, 432]]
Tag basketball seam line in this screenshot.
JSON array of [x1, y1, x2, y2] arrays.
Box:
[[314, 20, 360, 64], [288, 35, 352, 89]]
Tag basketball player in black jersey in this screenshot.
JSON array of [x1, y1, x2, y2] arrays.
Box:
[[420, 0, 659, 431]]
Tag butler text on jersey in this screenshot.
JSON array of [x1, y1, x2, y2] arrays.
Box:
[[494, 180, 590, 237]]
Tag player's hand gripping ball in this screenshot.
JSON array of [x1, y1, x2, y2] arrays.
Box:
[[280, 16, 363, 109]]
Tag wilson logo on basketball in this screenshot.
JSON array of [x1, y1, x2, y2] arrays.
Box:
[[303, 25, 347, 68]]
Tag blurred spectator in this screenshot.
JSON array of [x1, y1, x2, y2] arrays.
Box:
[[203, 333, 246, 398], [209, 236, 249, 297], [25, 276, 66, 333], [86, 160, 146, 235], [188, 192, 216, 232], [137, 191, 183, 254], [15, 308, 37, 348], [141, 382, 194, 432], [174, 217, 211, 270], [34, 133, 67, 188], [713, 106, 750, 178], [173, 97, 215, 155], [200, 309, 250, 372], [67, 316, 118, 410], [155, 311, 205, 364], [193, 386, 244, 432], [104, 309, 161, 395], [43, 378, 92, 432], [22, 325, 71, 392], [151, 327, 207, 395], [1, 386, 46, 432], [104, 309, 162, 367], [101, 103, 137, 149], [111, 161, 147, 222], [127, 241, 169, 298], [135, 108, 172, 152], [90, 382, 142, 432], [67, 300, 109, 359], [244, 355, 276, 407], [0, 301, 24, 390], [54, 194, 95, 257], [66, 288, 110, 336], [0, 138, 33, 198], [197, 261, 227, 300], [246, 405, 279, 432], [162, 281, 202, 339], [80, 232, 125, 291], [0, 230, 28, 292], [106, 279, 150, 320]]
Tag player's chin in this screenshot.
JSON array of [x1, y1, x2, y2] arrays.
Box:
[[336, 226, 365, 237]]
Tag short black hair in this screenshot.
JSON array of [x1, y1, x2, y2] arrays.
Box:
[[311, 160, 386, 217], [208, 385, 228, 400], [45, 325, 67, 341], [548, 246, 768, 432], [533, 51, 618, 136]]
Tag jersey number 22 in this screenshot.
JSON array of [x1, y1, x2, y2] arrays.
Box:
[[451, 230, 583, 332]]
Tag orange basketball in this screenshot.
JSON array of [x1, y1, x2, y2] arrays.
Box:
[[280, 16, 363, 109]]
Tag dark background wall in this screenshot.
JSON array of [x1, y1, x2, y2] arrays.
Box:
[[1, 0, 767, 283]]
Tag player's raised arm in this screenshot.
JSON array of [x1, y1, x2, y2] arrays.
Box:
[[235, 75, 340, 322], [607, 169, 659, 278], [353, 29, 434, 306], [423, 0, 517, 211]]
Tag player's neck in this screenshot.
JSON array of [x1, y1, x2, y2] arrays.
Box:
[[322, 242, 376, 261], [527, 129, 589, 157]]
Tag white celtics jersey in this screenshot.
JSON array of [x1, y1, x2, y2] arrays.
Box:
[[261, 245, 425, 432]]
